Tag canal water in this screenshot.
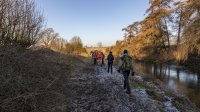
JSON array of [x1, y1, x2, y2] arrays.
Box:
[[133, 61, 200, 108]]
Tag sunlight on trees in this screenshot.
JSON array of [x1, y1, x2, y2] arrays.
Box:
[[70, 36, 84, 54], [111, 0, 200, 63], [38, 30, 85, 54]]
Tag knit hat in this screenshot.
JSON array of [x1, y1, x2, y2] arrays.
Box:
[[123, 49, 128, 54]]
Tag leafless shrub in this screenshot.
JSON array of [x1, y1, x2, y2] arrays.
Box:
[[0, 0, 44, 47]]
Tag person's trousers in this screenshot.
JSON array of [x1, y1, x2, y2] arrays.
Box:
[[101, 58, 104, 66], [94, 58, 97, 65], [123, 70, 130, 92], [107, 62, 113, 74]]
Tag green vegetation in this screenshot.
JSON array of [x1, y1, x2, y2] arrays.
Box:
[[130, 80, 144, 89], [146, 90, 166, 102], [172, 96, 197, 112]]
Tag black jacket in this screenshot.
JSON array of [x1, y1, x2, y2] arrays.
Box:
[[107, 54, 114, 63]]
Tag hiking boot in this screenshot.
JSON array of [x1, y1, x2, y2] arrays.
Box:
[[117, 69, 120, 73], [126, 91, 131, 94]]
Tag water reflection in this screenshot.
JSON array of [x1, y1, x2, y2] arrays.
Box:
[[133, 61, 200, 108]]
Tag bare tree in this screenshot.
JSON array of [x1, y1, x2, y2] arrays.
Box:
[[0, 0, 44, 47], [70, 36, 83, 54], [40, 28, 59, 47]]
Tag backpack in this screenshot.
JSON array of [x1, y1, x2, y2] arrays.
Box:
[[108, 54, 114, 63], [92, 52, 97, 59], [122, 55, 132, 71]]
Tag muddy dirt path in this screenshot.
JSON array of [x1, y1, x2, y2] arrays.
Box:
[[66, 63, 179, 112], [64, 54, 200, 112], [67, 65, 136, 112]]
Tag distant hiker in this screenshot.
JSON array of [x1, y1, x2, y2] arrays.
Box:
[[97, 51, 103, 65], [101, 52, 105, 66], [97, 51, 101, 63], [120, 49, 134, 94], [92, 51, 97, 65], [107, 51, 114, 74]]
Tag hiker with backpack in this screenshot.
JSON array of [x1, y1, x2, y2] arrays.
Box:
[[92, 50, 97, 65], [107, 51, 114, 74], [97, 51, 103, 65], [120, 49, 134, 94]]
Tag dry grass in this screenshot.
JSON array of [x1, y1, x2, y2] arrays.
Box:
[[0, 45, 85, 112], [173, 44, 189, 63]]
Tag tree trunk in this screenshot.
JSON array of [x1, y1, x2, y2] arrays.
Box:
[[177, 10, 183, 45], [164, 18, 170, 48]]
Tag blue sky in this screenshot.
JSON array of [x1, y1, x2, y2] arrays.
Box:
[[36, 0, 149, 46]]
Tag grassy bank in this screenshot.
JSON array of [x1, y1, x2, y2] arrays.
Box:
[[0, 45, 88, 112]]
